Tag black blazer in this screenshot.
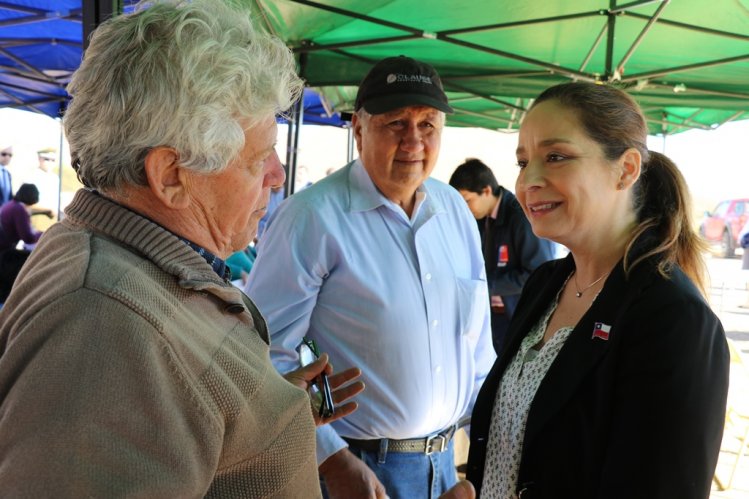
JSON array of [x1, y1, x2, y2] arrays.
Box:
[[467, 254, 729, 499]]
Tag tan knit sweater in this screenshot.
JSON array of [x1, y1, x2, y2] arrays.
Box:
[[0, 189, 320, 498]]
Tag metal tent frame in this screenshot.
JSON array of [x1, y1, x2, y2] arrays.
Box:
[[250, 0, 749, 136], [2, 1, 748, 195]]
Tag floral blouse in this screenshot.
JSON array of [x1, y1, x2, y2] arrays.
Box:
[[480, 293, 574, 498]]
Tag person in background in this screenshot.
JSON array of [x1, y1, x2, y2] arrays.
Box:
[[226, 184, 284, 288], [0, 183, 52, 304], [449, 158, 556, 354], [466, 82, 729, 498], [256, 183, 284, 240], [737, 219, 749, 308], [0, 248, 26, 306], [226, 244, 257, 287], [23, 148, 60, 218], [0, 1, 365, 496], [247, 55, 494, 499], [0, 183, 51, 252], [0, 144, 13, 206], [294, 164, 313, 192]]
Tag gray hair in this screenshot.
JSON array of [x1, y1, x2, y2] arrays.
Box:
[[64, 0, 303, 191]]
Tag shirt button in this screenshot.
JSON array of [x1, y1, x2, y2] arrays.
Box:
[[432, 319, 439, 328], [434, 365, 442, 373], [425, 273, 432, 281]]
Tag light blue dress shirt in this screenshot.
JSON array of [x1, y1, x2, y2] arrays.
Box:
[[246, 160, 495, 463]]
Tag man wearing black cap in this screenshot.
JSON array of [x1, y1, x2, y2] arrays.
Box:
[[246, 56, 494, 498]]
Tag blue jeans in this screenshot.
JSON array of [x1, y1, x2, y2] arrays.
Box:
[[322, 440, 457, 499]]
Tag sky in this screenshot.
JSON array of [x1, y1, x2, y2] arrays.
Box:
[[2, 106, 747, 216], [0, 108, 66, 176]]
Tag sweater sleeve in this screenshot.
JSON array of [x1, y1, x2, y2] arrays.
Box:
[[0, 289, 223, 497]]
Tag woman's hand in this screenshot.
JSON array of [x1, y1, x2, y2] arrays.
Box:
[[284, 353, 364, 426]]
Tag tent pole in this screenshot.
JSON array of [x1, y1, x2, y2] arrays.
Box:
[[616, 0, 670, 77], [660, 114, 667, 153], [620, 53, 749, 83], [604, 0, 617, 80], [625, 12, 749, 40], [285, 96, 304, 196], [56, 118, 63, 220], [347, 127, 354, 163], [285, 52, 308, 196], [82, 1, 122, 50]]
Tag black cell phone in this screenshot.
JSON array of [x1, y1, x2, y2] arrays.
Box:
[[298, 338, 334, 419]]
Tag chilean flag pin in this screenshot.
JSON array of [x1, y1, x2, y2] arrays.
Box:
[[592, 322, 611, 340]]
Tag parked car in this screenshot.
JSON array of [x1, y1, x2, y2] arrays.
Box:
[[700, 198, 749, 257]]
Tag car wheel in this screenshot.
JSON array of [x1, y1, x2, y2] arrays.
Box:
[[722, 229, 735, 258]]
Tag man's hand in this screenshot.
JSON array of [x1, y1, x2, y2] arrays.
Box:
[[283, 353, 364, 426], [319, 448, 388, 499], [439, 480, 475, 499]]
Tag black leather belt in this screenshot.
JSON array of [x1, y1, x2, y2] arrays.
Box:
[[343, 425, 457, 455]]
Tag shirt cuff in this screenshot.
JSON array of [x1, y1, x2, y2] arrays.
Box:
[[315, 425, 348, 466]]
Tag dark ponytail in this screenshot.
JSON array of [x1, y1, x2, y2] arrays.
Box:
[[625, 151, 707, 294]]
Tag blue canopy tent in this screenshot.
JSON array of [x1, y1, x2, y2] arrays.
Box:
[[0, 1, 347, 198], [0, 1, 92, 117], [277, 87, 349, 192], [278, 88, 346, 127]]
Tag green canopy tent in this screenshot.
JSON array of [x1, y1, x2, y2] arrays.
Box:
[[251, 0, 749, 137], [7, 2, 745, 194]]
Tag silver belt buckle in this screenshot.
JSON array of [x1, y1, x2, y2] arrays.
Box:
[[425, 433, 447, 455]]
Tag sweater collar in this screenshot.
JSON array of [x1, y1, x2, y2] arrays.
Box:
[[64, 189, 227, 287]]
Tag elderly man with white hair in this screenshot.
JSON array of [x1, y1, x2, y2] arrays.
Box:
[[0, 1, 368, 497]]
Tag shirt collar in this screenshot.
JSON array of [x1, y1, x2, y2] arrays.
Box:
[[177, 237, 231, 281], [346, 159, 442, 223], [347, 159, 389, 213], [489, 190, 502, 220]]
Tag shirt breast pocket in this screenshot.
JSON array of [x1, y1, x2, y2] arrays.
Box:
[[455, 277, 487, 341]]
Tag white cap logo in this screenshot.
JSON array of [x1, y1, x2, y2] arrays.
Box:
[[385, 73, 433, 85]]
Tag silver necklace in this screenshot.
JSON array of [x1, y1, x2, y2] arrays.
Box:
[[573, 270, 609, 298]]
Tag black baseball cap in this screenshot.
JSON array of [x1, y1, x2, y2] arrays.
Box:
[[354, 56, 453, 115]]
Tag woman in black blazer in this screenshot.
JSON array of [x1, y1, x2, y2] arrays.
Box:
[[466, 82, 729, 499]]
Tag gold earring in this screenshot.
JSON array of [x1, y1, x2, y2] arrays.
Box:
[[617, 181, 625, 190]]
